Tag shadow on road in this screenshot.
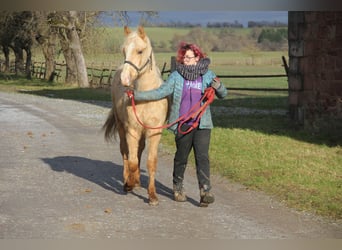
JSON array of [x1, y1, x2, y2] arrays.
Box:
[[42, 156, 198, 205], [42, 156, 125, 194]]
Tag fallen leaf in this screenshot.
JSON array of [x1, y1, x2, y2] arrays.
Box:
[[104, 208, 112, 214], [67, 223, 86, 232]]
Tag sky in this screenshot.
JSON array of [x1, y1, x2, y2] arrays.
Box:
[[150, 11, 288, 27], [108, 11, 288, 28]]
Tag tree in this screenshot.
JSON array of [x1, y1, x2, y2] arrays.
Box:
[[0, 11, 36, 78], [1, 11, 159, 86], [171, 27, 215, 53], [0, 11, 92, 87], [48, 11, 91, 87], [0, 12, 13, 72], [34, 11, 58, 82], [257, 28, 288, 51]]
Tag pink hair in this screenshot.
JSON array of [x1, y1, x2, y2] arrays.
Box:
[[176, 42, 206, 63]]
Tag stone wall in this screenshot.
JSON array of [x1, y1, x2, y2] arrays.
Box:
[[288, 11, 342, 132]]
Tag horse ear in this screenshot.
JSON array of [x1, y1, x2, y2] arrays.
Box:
[[124, 26, 131, 36], [137, 26, 146, 39]]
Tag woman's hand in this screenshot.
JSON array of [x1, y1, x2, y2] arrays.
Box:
[[211, 77, 221, 89]]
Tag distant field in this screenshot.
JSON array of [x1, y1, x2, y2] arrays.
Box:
[[99, 26, 194, 46], [82, 26, 288, 67], [108, 26, 254, 44], [90, 51, 288, 90], [28, 26, 288, 93]]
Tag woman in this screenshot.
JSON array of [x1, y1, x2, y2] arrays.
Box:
[[132, 42, 227, 207]]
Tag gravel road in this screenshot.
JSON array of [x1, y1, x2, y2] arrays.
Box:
[[0, 91, 341, 239]]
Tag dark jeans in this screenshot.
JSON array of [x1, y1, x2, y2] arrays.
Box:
[[173, 124, 211, 191]]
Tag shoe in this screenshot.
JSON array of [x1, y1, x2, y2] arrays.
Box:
[[173, 183, 187, 202], [199, 188, 215, 207]]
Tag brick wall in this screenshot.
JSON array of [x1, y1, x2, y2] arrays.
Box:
[[288, 11, 342, 132]]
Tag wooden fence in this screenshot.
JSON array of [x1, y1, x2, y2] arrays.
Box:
[[30, 61, 117, 87], [167, 56, 289, 92], [30, 61, 167, 88], [217, 56, 289, 91], [4, 56, 289, 91]]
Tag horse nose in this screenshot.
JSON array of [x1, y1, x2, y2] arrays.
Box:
[[120, 72, 131, 87]]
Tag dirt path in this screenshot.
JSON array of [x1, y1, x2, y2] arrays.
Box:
[[0, 91, 341, 239]]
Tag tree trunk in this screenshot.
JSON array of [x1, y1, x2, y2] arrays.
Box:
[[56, 11, 89, 87], [61, 40, 77, 85], [69, 31, 89, 87], [45, 33, 57, 82], [12, 45, 25, 75], [67, 11, 89, 88], [2, 46, 10, 72], [36, 31, 58, 82], [24, 47, 32, 79]]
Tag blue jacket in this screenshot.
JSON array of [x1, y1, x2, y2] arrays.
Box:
[[134, 70, 228, 134]]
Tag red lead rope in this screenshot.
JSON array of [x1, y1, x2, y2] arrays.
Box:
[[126, 87, 216, 135]]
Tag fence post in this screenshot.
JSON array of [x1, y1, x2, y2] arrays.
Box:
[[282, 56, 289, 76], [170, 56, 176, 73]]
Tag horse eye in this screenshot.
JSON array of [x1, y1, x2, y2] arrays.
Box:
[[137, 50, 143, 54]]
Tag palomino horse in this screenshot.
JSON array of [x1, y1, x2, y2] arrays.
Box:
[[102, 26, 169, 205]]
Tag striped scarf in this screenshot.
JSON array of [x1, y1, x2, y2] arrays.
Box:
[[176, 58, 210, 81]]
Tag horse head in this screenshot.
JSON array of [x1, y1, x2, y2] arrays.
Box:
[[120, 26, 153, 87]]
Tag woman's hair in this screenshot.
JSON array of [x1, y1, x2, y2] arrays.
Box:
[[176, 42, 206, 63]]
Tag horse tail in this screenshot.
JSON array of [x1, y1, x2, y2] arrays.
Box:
[[102, 107, 118, 142]]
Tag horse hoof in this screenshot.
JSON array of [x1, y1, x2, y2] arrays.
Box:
[[123, 184, 133, 192], [149, 199, 159, 206]]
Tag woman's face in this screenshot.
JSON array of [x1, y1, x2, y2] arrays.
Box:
[[183, 49, 199, 66]]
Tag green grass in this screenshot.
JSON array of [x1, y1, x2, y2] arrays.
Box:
[[217, 91, 288, 110], [209, 126, 342, 218], [0, 76, 111, 102]]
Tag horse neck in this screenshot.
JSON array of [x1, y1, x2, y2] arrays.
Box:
[[135, 53, 162, 91]]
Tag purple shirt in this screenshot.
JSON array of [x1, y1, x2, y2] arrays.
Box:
[[179, 76, 203, 125]]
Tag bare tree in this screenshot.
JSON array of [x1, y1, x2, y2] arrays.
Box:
[[1, 11, 158, 86], [0, 11, 90, 86], [34, 11, 58, 81], [103, 11, 159, 27], [48, 11, 90, 87]]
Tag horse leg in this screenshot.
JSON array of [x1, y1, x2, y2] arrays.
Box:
[[117, 126, 131, 192], [125, 130, 141, 192], [146, 130, 162, 206], [137, 134, 146, 183]]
